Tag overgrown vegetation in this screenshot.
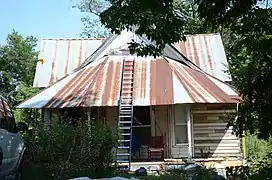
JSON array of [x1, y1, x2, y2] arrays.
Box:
[[22, 118, 118, 180]]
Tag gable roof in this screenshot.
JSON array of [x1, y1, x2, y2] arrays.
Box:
[[33, 38, 104, 87], [174, 33, 231, 82]]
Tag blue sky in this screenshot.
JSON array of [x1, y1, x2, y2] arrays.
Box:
[[0, 0, 85, 45]]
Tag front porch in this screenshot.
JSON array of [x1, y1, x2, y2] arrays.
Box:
[[42, 104, 243, 164]]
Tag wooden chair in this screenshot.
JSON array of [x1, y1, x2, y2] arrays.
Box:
[[148, 136, 164, 161]]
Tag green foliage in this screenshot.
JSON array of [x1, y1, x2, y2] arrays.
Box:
[[81, 16, 111, 38], [0, 30, 38, 104], [221, 9, 272, 139], [13, 83, 40, 125], [246, 135, 272, 163], [73, 0, 111, 38], [23, 119, 118, 180], [100, 0, 188, 57], [75, 0, 210, 56]]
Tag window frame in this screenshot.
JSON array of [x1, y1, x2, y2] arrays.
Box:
[[173, 105, 188, 146]]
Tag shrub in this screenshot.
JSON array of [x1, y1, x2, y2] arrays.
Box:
[[22, 118, 118, 180]]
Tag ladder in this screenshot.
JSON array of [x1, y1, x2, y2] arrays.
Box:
[[115, 58, 135, 171]]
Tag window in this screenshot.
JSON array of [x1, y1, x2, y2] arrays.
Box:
[[0, 98, 16, 133], [174, 105, 188, 144]]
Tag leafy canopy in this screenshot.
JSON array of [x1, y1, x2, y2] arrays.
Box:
[[0, 31, 38, 104], [75, 0, 272, 139]]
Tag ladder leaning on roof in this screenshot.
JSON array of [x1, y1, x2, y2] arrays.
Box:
[[115, 57, 135, 171]]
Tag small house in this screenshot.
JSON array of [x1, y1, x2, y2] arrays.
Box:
[[17, 31, 242, 170]]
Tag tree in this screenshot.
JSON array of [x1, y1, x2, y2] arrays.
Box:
[[76, 0, 272, 139], [0, 31, 38, 104], [224, 9, 272, 139], [73, 0, 111, 38], [75, 0, 208, 55]]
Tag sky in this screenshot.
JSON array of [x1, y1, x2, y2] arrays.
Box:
[[0, 0, 271, 47], [0, 0, 85, 45]]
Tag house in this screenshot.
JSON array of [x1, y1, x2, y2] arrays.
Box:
[[17, 30, 242, 170]]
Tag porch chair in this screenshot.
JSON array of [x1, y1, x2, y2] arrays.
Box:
[[148, 136, 164, 161]]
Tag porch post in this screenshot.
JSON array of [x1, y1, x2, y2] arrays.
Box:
[[186, 106, 193, 159], [43, 108, 51, 131]]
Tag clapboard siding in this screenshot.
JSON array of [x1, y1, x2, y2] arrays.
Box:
[[192, 104, 241, 159]]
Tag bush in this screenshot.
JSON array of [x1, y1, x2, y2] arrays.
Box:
[[22, 118, 118, 180]]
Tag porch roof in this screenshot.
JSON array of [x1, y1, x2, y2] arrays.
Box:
[[17, 55, 240, 109]]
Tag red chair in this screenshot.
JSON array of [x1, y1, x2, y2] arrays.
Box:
[[148, 136, 164, 161]]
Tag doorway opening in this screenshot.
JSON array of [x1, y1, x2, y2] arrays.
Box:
[[131, 106, 151, 161]]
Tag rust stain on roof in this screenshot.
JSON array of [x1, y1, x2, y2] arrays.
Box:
[[174, 34, 231, 82], [27, 56, 240, 108]]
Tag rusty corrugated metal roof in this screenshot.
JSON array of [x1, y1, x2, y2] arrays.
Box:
[[33, 38, 104, 88], [174, 34, 231, 82], [17, 55, 240, 109], [33, 33, 231, 89]]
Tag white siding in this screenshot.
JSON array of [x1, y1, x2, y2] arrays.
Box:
[[192, 104, 241, 159]]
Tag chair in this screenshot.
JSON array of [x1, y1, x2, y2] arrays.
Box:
[[148, 136, 164, 161]]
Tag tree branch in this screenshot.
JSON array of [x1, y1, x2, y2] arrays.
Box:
[[88, 2, 100, 16]]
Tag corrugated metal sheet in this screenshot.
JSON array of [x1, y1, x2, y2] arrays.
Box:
[[173, 34, 231, 82], [33, 33, 231, 88], [33, 38, 104, 87], [18, 55, 240, 109]]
